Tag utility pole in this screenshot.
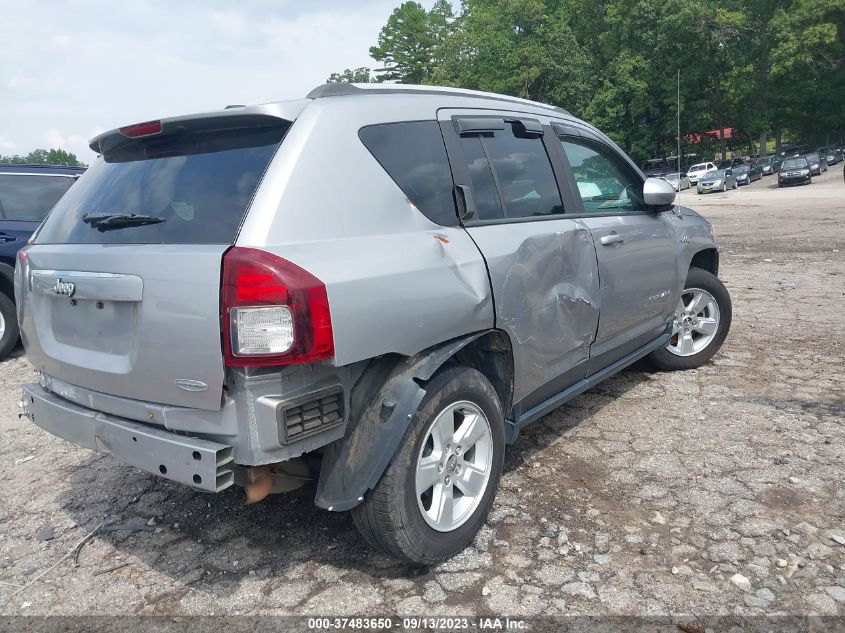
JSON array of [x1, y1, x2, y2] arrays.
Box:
[[677, 68, 681, 190], [715, 52, 727, 160]]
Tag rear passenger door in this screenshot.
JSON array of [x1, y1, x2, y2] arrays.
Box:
[[439, 110, 600, 414], [552, 130, 679, 369]]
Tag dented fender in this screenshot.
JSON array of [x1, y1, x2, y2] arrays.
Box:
[[314, 332, 487, 512]]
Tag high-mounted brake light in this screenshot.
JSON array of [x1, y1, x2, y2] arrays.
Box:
[[221, 247, 334, 367], [119, 120, 162, 138]]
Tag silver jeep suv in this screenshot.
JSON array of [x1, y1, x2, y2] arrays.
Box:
[[16, 84, 731, 565]]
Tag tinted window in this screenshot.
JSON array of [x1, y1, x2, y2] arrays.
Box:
[[559, 138, 645, 213], [36, 125, 286, 245], [459, 123, 563, 220], [359, 121, 457, 226], [460, 136, 504, 220], [0, 174, 75, 221]]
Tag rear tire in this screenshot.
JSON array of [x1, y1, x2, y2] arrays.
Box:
[[352, 366, 505, 566], [649, 268, 732, 371], [0, 292, 19, 361]]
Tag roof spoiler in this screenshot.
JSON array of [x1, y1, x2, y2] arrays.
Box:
[[89, 112, 288, 155]]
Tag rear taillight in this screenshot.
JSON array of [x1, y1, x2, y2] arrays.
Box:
[[221, 247, 334, 367], [119, 120, 162, 138]]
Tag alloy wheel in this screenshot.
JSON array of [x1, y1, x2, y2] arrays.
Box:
[[415, 400, 494, 532], [667, 288, 721, 357]]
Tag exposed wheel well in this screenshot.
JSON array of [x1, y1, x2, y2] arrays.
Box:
[[689, 248, 719, 276], [451, 330, 514, 420]]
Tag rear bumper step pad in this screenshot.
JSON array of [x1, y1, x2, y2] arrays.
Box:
[[21, 383, 234, 492]]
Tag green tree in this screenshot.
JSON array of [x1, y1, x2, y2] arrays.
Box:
[[358, 0, 844, 162], [770, 0, 845, 144], [0, 148, 85, 166], [369, 1, 454, 83], [433, 1, 591, 111], [326, 67, 378, 83]]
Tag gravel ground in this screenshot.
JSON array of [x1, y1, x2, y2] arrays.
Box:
[[0, 168, 843, 618]]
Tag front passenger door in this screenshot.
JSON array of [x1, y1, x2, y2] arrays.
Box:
[[555, 134, 679, 369]]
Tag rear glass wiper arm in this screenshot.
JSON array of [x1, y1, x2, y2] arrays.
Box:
[[82, 213, 166, 231]]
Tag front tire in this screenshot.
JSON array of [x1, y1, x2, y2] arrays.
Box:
[[649, 268, 732, 371], [352, 366, 505, 566], [0, 293, 19, 361]]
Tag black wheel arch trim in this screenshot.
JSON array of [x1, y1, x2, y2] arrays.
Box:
[[314, 331, 490, 512]]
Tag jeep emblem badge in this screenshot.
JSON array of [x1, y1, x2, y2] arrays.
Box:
[[51, 278, 76, 297], [175, 379, 209, 392]]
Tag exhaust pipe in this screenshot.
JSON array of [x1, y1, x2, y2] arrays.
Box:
[[240, 460, 313, 504], [244, 468, 274, 504]]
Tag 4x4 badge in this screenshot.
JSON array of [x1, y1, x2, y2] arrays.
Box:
[[51, 278, 76, 297], [175, 379, 209, 392]]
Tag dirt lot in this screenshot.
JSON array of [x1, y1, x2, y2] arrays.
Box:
[[0, 168, 843, 618]]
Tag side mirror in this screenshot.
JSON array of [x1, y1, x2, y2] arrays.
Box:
[[643, 177, 676, 207], [725, 169, 733, 176]]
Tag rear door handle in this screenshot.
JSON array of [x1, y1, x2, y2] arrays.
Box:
[[600, 233, 625, 246], [0, 232, 16, 243]]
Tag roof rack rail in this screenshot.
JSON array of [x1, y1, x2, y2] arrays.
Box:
[[306, 83, 570, 116], [0, 163, 85, 169]]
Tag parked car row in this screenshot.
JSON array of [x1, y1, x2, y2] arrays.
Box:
[[672, 143, 843, 195]]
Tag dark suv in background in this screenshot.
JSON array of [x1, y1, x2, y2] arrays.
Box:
[[0, 164, 84, 358]]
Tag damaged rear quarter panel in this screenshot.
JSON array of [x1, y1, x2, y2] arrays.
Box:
[[257, 226, 494, 366], [236, 98, 495, 365]]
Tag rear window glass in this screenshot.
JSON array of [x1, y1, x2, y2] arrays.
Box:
[[0, 174, 76, 221], [359, 121, 457, 226], [35, 124, 286, 244]]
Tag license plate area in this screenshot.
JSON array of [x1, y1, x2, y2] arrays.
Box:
[[49, 298, 136, 355]]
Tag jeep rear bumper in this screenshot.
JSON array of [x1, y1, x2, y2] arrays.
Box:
[[21, 383, 235, 492]]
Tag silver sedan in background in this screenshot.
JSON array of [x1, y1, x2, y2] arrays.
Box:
[[697, 168, 738, 194], [661, 172, 691, 191]]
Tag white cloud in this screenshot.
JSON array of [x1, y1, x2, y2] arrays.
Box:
[[0, 137, 15, 151], [0, 0, 399, 162], [210, 10, 249, 37], [45, 129, 91, 157], [49, 34, 74, 50]]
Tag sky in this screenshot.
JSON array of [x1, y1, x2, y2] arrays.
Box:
[[0, 0, 405, 162]]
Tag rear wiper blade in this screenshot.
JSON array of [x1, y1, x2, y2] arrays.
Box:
[[82, 213, 166, 231]]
